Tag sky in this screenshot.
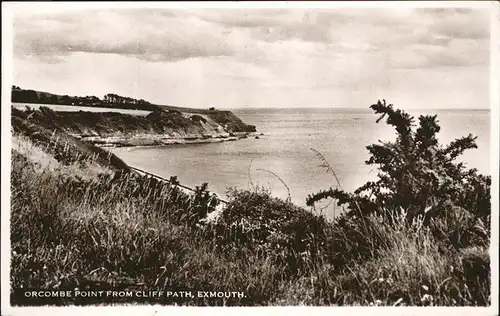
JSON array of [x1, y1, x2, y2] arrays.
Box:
[[10, 4, 492, 109]]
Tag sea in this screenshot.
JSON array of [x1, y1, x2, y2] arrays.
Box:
[[108, 107, 491, 217]]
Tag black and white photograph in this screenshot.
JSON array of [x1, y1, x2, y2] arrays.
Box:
[[1, 1, 498, 314]]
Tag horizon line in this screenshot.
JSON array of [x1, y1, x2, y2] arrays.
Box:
[[11, 101, 490, 112], [220, 106, 491, 111]]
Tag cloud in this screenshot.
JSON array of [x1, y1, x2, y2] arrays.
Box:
[[13, 7, 490, 69], [14, 9, 235, 62], [200, 8, 489, 70], [390, 38, 489, 70], [11, 6, 492, 109], [194, 9, 338, 43]]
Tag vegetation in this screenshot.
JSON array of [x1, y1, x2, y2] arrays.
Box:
[[10, 100, 490, 306], [11, 108, 130, 171], [11, 86, 257, 133], [12, 86, 161, 111], [307, 100, 490, 249], [11, 106, 256, 141], [206, 110, 256, 133]]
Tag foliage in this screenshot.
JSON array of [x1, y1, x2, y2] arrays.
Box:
[[11, 108, 130, 171], [307, 100, 491, 232], [190, 114, 208, 124], [11, 86, 160, 111], [206, 188, 330, 275], [10, 100, 491, 306], [207, 110, 257, 132], [185, 183, 220, 228], [310, 210, 490, 306]]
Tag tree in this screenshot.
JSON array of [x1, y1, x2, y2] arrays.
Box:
[[50, 95, 58, 104], [60, 95, 72, 105], [38, 94, 48, 104], [307, 100, 491, 227], [22, 90, 39, 103]]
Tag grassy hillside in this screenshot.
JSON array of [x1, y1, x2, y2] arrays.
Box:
[[11, 108, 130, 171], [12, 106, 256, 147], [10, 101, 491, 306], [11, 86, 238, 116]]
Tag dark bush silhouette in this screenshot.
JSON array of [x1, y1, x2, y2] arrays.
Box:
[[190, 115, 208, 124], [307, 100, 490, 235], [10, 99, 491, 306], [207, 188, 330, 275], [12, 87, 161, 111]]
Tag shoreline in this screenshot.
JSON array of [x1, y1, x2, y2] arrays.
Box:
[[12, 103, 260, 150], [76, 132, 267, 148], [9, 99, 492, 307]]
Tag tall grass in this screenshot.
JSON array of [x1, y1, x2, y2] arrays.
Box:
[[10, 103, 491, 306], [308, 210, 490, 306], [10, 139, 296, 306]]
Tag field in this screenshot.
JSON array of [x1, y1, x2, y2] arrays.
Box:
[[12, 103, 216, 116], [12, 103, 153, 116]]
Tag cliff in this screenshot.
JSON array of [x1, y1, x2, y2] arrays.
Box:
[[12, 106, 257, 147]]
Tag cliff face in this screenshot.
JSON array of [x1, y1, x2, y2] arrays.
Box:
[[12, 107, 257, 147], [206, 110, 255, 133]]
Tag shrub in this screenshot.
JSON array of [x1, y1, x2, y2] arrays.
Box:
[[301, 100, 491, 306], [10, 150, 299, 306], [307, 100, 491, 242], [310, 211, 491, 306], [190, 114, 208, 124], [183, 183, 220, 228], [207, 188, 330, 275], [10, 100, 491, 306], [207, 110, 256, 133], [11, 107, 130, 170]]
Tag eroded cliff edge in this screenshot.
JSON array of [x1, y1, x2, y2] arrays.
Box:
[[12, 106, 258, 147]]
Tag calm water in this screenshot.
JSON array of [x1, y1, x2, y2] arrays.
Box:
[[110, 108, 490, 216]]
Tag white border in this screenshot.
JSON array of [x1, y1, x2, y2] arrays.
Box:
[[4, 0, 496, 11], [1, 1, 499, 316], [489, 1, 500, 313], [1, 1, 14, 315]]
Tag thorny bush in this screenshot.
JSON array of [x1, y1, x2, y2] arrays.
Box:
[[306, 100, 491, 245]]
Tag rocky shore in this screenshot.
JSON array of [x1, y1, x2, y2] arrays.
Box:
[[12, 105, 260, 148], [76, 131, 264, 147]]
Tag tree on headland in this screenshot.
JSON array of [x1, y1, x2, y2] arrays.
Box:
[[11, 86, 158, 111], [50, 95, 58, 104], [60, 95, 72, 105], [38, 94, 48, 104], [11, 88, 39, 103], [103, 93, 156, 111]]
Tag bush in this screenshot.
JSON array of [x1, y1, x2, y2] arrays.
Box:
[[207, 110, 256, 132], [207, 188, 330, 275], [10, 100, 491, 306], [307, 100, 491, 244], [190, 114, 208, 124], [310, 212, 491, 306], [10, 151, 305, 306]]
